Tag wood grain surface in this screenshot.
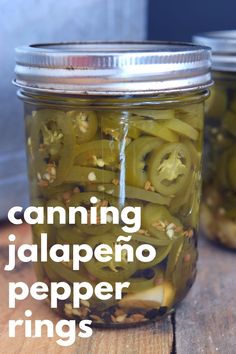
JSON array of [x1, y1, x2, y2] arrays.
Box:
[[0, 223, 235, 354], [175, 237, 236, 354]]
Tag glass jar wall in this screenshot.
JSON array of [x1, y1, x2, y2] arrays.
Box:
[[14, 42, 211, 326], [22, 93, 205, 325]]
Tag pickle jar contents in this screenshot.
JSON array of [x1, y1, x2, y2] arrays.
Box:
[[14, 42, 212, 326], [194, 32, 236, 249]]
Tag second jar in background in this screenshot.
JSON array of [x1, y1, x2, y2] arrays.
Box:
[[194, 31, 236, 249]]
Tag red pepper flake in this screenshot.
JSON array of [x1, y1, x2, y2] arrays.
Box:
[[37, 179, 49, 187], [63, 191, 72, 203], [112, 178, 119, 186], [184, 254, 191, 263]]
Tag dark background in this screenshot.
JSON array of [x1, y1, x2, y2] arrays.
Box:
[[148, 0, 236, 41]]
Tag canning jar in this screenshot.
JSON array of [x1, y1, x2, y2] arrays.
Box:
[[14, 42, 212, 326], [194, 32, 236, 249]]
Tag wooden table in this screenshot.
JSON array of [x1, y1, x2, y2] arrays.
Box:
[[1, 223, 236, 354]]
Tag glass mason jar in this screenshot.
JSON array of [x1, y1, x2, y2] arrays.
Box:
[[194, 32, 236, 249], [14, 42, 212, 326]]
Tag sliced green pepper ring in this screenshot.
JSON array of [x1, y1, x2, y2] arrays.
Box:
[[168, 141, 200, 218], [130, 109, 175, 120], [177, 171, 201, 228], [133, 120, 179, 142], [131, 232, 172, 247], [33, 262, 45, 282], [57, 226, 85, 245], [148, 143, 191, 196], [66, 110, 98, 143], [126, 136, 163, 188], [74, 139, 119, 168], [64, 166, 117, 184], [40, 183, 77, 199], [169, 170, 197, 215], [84, 234, 138, 282], [47, 257, 94, 284], [31, 109, 76, 186], [85, 183, 171, 206], [99, 111, 141, 140], [175, 104, 204, 130], [162, 118, 199, 141], [142, 204, 183, 243], [32, 223, 56, 248], [67, 191, 119, 209], [182, 139, 201, 168], [114, 226, 174, 270], [43, 261, 62, 282]]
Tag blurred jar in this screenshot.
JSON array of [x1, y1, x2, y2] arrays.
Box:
[[14, 42, 211, 326], [194, 31, 236, 249]]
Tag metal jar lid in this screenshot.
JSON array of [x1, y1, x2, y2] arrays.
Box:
[[14, 41, 212, 95], [194, 31, 236, 72]]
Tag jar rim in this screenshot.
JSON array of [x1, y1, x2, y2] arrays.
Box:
[[193, 31, 236, 72], [14, 41, 212, 95]]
